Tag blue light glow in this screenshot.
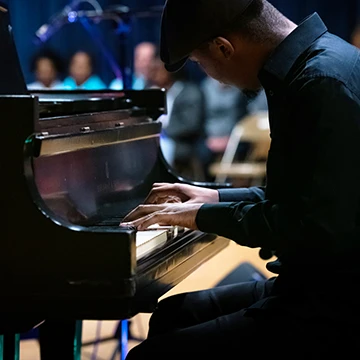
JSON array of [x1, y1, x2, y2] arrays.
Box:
[[68, 11, 77, 23]]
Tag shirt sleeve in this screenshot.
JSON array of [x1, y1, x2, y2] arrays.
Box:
[[218, 187, 265, 202], [196, 77, 360, 252]]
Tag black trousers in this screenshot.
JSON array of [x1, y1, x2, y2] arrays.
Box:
[[125, 278, 359, 359], [126, 279, 275, 359]]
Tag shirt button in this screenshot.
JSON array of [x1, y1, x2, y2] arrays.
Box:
[[269, 90, 274, 96]]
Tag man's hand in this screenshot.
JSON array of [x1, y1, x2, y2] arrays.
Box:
[[144, 182, 219, 204], [120, 203, 203, 230]]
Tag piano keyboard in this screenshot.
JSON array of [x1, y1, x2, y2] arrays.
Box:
[[90, 220, 181, 259], [136, 229, 168, 259], [135, 225, 182, 259]]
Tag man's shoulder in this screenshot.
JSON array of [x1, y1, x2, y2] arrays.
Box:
[[310, 33, 359, 75], [290, 34, 360, 95]]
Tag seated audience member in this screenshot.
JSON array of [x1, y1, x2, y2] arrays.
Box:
[[149, 54, 206, 179], [27, 49, 65, 90], [110, 41, 156, 90], [200, 76, 249, 177], [63, 51, 106, 90], [200, 77, 268, 180]]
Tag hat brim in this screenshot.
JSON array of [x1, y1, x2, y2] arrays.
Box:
[[164, 57, 188, 72]]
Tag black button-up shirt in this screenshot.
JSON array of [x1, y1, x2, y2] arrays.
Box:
[[196, 13, 360, 286]]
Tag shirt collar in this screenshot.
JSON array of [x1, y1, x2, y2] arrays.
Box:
[[259, 13, 328, 86]]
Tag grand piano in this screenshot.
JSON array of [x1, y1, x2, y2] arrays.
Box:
[[4, 88, 230, 322], [2, 4, 230, 328]]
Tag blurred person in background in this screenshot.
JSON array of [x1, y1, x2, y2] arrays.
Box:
[[149, 53, 206, 180], [109, 41, 156, 90], [200, 76, 268, 180], [133, 41, 157, 88], [201, 76, 248, 154], [352, 20, 360, 48], [246, 88, 268, 113], [63, 50, 106, 90], [199, 76, 249, 179], [27, 49, 65, 90]]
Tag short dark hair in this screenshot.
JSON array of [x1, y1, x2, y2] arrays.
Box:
[[30, 48, 65, 73], [222, 0, 289, 45], [197, 0, 289, 50]]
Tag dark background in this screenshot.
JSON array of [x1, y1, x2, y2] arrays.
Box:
[[5, 0, 360, 86]]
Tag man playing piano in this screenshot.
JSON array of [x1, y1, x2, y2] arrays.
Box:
[[122, 0, 360, 358]]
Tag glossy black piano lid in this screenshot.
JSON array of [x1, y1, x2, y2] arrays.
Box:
[[0, 6, 28, 95]]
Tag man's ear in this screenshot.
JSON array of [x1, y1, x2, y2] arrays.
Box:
[[213, 37, 235, 59]]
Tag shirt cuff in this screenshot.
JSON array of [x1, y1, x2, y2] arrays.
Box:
[[196, 203, 235, 234], [218, 188, 258, 202]]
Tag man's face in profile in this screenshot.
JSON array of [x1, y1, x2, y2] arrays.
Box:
[[190, 41, 262, 92]]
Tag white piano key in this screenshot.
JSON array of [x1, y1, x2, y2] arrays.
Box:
[[136, 229, 168, 259]]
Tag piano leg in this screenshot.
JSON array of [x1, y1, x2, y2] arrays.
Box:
[[74, 321, 82, 360], [38, 319, 76, 360], [0, 333, 20, 360]]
